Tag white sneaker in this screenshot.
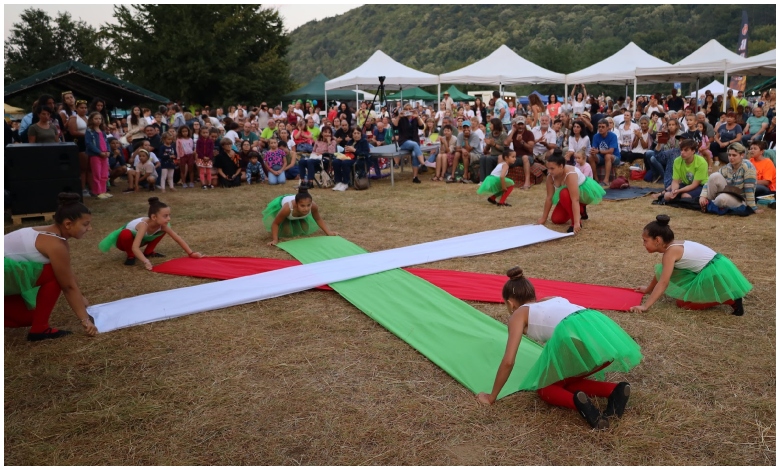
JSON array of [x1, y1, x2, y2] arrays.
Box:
[[97, 193, 111, 199], [338, 183, 348, 191], [423, 161, 436, 168], [104, 192, 113, 198], [332, 183, 341, 191]]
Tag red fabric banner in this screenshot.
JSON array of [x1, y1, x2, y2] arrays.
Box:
[[153, 257, 642, 311]]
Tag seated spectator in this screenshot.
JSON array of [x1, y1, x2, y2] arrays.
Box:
[[305, 117, 320, 141], [436, 125, 457, 182], [277, 128, 300, 181], [709, 112, 743, 164], [748, 141, 775, 197], [565, 120, 590, 164], [238, 122, 259, 146], [505, 116, 536, 189], [662, 139, 709, 202], [742, 106, 769, 145], [299, 126, 336, 189], [648, 118, 682, 188], [292, 120, 314, 154], [763, 116, 775, 149], [481, 118, 508, 182], [260, 119, 279, 149], [369, 120, 392, 147], [588, 118, 621, 186], [455, 121, 482, 183], [573, 149, 593, 178], [699, 143, 757, 211], [616, 111, 639, 156], [245, 151, 266, 185], [213, 138, 242, 187], [532, 115, 557, 163], [695, 121, 714, 172]]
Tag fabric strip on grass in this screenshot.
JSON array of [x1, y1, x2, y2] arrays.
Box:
[[88, 225, 570, 334], [153, 257, 642, 311], [278, 236, 542, 398]]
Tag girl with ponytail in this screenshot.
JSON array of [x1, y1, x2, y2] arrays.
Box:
[[263, 187, 338, 246], [99, 197, 203, 270], [632, 215, 752, 315], [4, 193, 97, 340], [476, 266, 642, 430]]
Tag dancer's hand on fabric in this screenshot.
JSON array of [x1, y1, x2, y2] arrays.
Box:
[[629, 305, 648, 313], [267, 240, 278, 246], [573, 223, 582, 234], [144, 260, 153, 271], [476, 392, 494, 405], [82, 318, 98, 336], [188, 251, 203, 259], [327, 231, 339, 237], [536, 217, 546, 225], [634, 285, 649, 294]]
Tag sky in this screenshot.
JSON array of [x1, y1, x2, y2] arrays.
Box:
[[4, 3, 363, 39]]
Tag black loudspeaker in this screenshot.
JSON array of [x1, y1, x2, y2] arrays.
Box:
[[5, 143, 80, 180], [5, 143, 82, 215]]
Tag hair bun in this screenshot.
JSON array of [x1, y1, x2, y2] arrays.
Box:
[[655, 214, 671, 226], [148, 197, 160, 205], [57, 192, 81, 207], [297, 187, 310, 195], [506, 266, 525, 281]]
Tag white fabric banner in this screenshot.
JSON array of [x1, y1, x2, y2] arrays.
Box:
[[88, 225, 570, 333]]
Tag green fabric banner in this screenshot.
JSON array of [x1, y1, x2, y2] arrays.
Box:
[[278, 236, 543, 400]]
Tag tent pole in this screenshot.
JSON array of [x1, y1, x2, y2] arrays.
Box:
[[633, 80, 637, 114], [723, 70, 728, 111], [695, 78, 700, 112], [324, 90, 328, 112], [356, 85, 360, 111], [564, 81, 568, 109], [400, 86, 403, 107], [437, 81, 441, 112]]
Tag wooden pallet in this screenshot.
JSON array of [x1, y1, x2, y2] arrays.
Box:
[[11, 212, 55, 225]]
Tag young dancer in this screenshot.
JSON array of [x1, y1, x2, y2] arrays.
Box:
[[263, 187, 338, 245], [631, 215, 752, 315], [477, 148, 517, 206], [476, 267, 642, 430], [538, 150, 605, 233], [5, 193, 98, 340], [99, 197, 203, 270]]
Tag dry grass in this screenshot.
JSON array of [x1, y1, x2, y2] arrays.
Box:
[[4, 170, 776, 465]]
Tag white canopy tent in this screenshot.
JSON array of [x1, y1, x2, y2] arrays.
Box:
[[635, 40, 745, 83], [324, 50, 439, 109], [687, 80, 739, 98], [727, 49, 776, 76], [439, 45, 566, 87], [566, 42, 671, 112]]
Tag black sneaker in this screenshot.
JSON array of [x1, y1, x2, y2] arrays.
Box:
[[487, 197, 497, 205], [412, 177, 421, 184], [27, 328, 72, 342], [574, 391, 608, 430], [731, 298, 744, 316], [581, 207, 589, 220], [497, 202, 512, 207], [147, 252, 165, 258], [604, 382, 631, 418], [419, 166, 429, 173], [124, 257, 136, 266]]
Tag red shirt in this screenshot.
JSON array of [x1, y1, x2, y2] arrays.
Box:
[[512, 129, 536, 158]]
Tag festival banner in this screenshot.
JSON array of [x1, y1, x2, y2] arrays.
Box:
[[729, 10, 749, 91]]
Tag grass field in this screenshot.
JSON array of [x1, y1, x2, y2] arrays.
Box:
[[4, 171, 776, 465]]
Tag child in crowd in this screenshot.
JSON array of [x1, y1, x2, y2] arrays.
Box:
[[208, 128, 222, 186], [99, 197, 203, 269], [84, 111, 111, 199], [264, 137, 288, 185], [748, 141, 775, 197], [195, 130, 214, 190], [662, 139, 709, 202], [696, 121, 714, 172], [245, 152, 266, 185], [477, 148, 516, 206], [263, 187, 338, 245], [128, 149, 156, 192], [107, 137, 128, 187], [158, 132, 177, 192], [573, 149, 594, 178], [631, 215, 752, 315], [435, 124, 457, 182], [476, 267, 641, 430], [176, 126, 196, 188]]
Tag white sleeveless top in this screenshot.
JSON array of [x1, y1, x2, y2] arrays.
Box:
[[490, 162, 506, 178], [668, 240, 717, 273], [552, 166, 586, 189], [4, 227, 66, 264], [75, 114, 87, 133], [126, 217, 162, 235], [523, 297, 584, 343], [281, 195, 309, 221]]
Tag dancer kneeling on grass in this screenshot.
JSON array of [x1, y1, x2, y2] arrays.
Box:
[[537, 150, 605, 233], [631, 215, 752, 315], [4, 193, 98, 340], [477, 267, 642, 430], [99, 197, 203, 270], [477, 148, 517, 206], [263, 187, 338, 246]]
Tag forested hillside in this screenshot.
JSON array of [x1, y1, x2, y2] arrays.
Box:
[[287, 4, 775, 93]]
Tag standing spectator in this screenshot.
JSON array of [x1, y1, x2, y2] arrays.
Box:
[[88, 97, 111, 131], [26, 106, 59, 143], [667, 88, 684, 112], [257, 102, 271, 129], [570, 84, 587, 118], [473, 97, 487, 125], [391, 105, 425, 184], [441, 91, 454, 114], [171, 105, 186, 130], [547, 94, 562, 119], [178, 126, 197, 188], [84, 112, 111, 199], [492, 91, 511, 131], [527, 93, 546, 128], [58, 91, 77, 129], [126, 106, 147, 150], [68, 100, 90, 197]]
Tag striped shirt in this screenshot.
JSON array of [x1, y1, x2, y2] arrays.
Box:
[[701, 160, 757, 209]]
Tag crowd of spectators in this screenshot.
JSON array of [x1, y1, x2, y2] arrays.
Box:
[[4, 87, 775, 210]]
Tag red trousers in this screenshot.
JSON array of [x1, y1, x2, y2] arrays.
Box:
[[537, 377, 618, 410], [116, 229, 165, 259], [4, 264, 61, 333], [551, 188, 586, 225], [676, 299, 735, 310]]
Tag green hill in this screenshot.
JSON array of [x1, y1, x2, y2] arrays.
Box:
[[286, 4, 775, 94]]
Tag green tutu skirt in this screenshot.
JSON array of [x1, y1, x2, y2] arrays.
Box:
[[262, 195, 319, 237], [4, 258, 45, 309], [517, 309, 643, 391], [654, 254, 752, 303], [477, 175, 514, 195], [98, 225, 166, 253], [552, 178, 606, 206]]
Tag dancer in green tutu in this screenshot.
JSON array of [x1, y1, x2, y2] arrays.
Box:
[[537, 150, 605, 234], [263, 187, 338, 246], [477, 267, 642, 430], [631, 215, 752, 315], [476, 149, 516, 206]]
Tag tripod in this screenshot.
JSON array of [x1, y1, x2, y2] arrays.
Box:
[[360, 76, 398, 149]]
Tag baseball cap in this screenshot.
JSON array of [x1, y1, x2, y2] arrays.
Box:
[[512, 116, 526, 124], [462, 120, 471, 127]]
